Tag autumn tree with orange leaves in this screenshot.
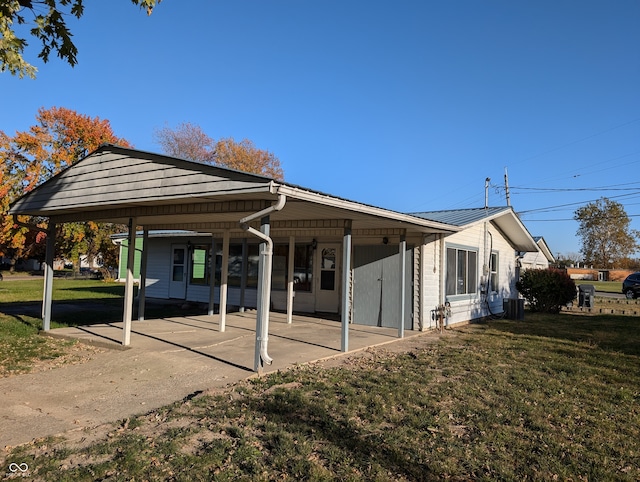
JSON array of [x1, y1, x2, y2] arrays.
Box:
[[0, 106, 130, 272], [154, 122, 284, 180]]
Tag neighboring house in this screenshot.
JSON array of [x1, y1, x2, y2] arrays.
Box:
[[10, 145, 539, 363], [519, 236, 555, 271], [565, 267, 635, 282]]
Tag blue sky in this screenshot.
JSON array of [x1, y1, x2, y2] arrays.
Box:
[[1, 0, 639, 257]]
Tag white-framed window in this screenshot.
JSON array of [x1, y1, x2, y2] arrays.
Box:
[[446, 246, 478, 296], [490, 251, 498, 292], [190, 245, 210, 285]]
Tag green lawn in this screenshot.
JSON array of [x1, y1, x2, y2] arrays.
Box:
[[590, 280, 622, 294], [4, 312, 639, 481], [0, 278, 127, 303]]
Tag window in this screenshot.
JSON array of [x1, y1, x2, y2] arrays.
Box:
[[272, 243, 314, 292], [490, 252, 498, 292], [215, 244, 259, 288], [446, 246, 478, 296], [190, 245, 210, 285]]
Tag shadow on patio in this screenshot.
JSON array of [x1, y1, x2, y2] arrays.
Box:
[[47, 310, 412, 373]]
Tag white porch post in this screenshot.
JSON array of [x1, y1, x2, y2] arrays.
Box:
[[122, 217, 137, 346], [208, 236, 216, 316], [341, 223, 352, 352], [239, 238, 248, 312], [286, 235, 295, 323], [42, 221, 56, 331], [398, 233, 406, 339], [254, 215, 273, 373], [219, 230, 230, 332], [138, 228, 149, 321]]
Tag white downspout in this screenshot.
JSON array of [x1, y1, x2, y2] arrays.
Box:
[[239, 194, 286, 369]]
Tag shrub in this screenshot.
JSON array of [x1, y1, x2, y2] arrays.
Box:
[[516, 268, 576, 313]]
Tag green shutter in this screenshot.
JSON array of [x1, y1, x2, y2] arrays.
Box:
[[119, 237, 143, 279]]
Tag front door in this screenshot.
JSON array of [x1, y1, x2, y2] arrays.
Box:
[[169, 244, 187, 299], [315, 244, 340, 313]]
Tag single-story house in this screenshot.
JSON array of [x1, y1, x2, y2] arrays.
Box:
[[10, 144, 539, 371], [519, 236, 555, 271]]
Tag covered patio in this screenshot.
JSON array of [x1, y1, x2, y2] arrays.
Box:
[[9, 144, 457, 373]]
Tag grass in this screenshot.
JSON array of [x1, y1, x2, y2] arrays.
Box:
[[0, 279, 124, 377], [0, 313, 78, 375], [0, 278, 126, 303], [3, 312, 639, 481], [590, 280, 622, 294]]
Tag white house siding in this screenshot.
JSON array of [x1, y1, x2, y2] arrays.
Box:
[[427, 222, 517, 326], [420, 234, 443, 331], [144, 238, 172, 299]]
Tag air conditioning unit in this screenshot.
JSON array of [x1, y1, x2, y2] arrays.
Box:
[[503, 298, 524, 320]]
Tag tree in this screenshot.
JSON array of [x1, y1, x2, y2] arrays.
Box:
[[0, 106, 131, 271], [516, 268, 576, 313], [554, 252, 582, 268], [154, 122, 285, 180], [1, 0, 160, 79], [154, 122, 215, 163], [215, 137, 284, 180], [574, 197, 639, 269]]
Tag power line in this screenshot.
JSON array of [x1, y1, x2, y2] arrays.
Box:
[[518, 117, 640, 164], [522, 214, 640, 222], [517, 192, 640, 215], [512, 186, 640, 192]]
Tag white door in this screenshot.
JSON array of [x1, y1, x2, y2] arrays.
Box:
[[315, 244, 340, 313], [169, 244, 187, 299]]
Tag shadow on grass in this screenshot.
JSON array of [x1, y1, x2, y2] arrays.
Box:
[[248, 389, 437, 480], [57, 284, 132, 297], [487, 311, 640, 357]]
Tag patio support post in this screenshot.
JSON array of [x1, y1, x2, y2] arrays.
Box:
[[208, 237, 216, 316], [239, 238, 248, 312], [239, 194, 286, 373], [122, 217, 137, 346], [341, 222, 352, 352], [286, 235, 295, 323], [42, 221, 56, 331], [220, 230, 230, 332], [398, 233, 406, 339], [253, 215, 273, 373], [138, 228, 149, 321]]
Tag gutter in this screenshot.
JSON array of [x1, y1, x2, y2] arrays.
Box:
[[239, 194, 287, 368]]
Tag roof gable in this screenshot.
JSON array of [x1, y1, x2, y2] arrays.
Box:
[[410, 207, 539, 252], [10, 145, 275, 216], [534, 236, 555, 262]]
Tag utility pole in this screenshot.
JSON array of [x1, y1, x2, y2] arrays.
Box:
[[504, 167, 511, 206]]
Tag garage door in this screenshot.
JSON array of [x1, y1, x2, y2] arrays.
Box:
[[352, 244, 412, 329]]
